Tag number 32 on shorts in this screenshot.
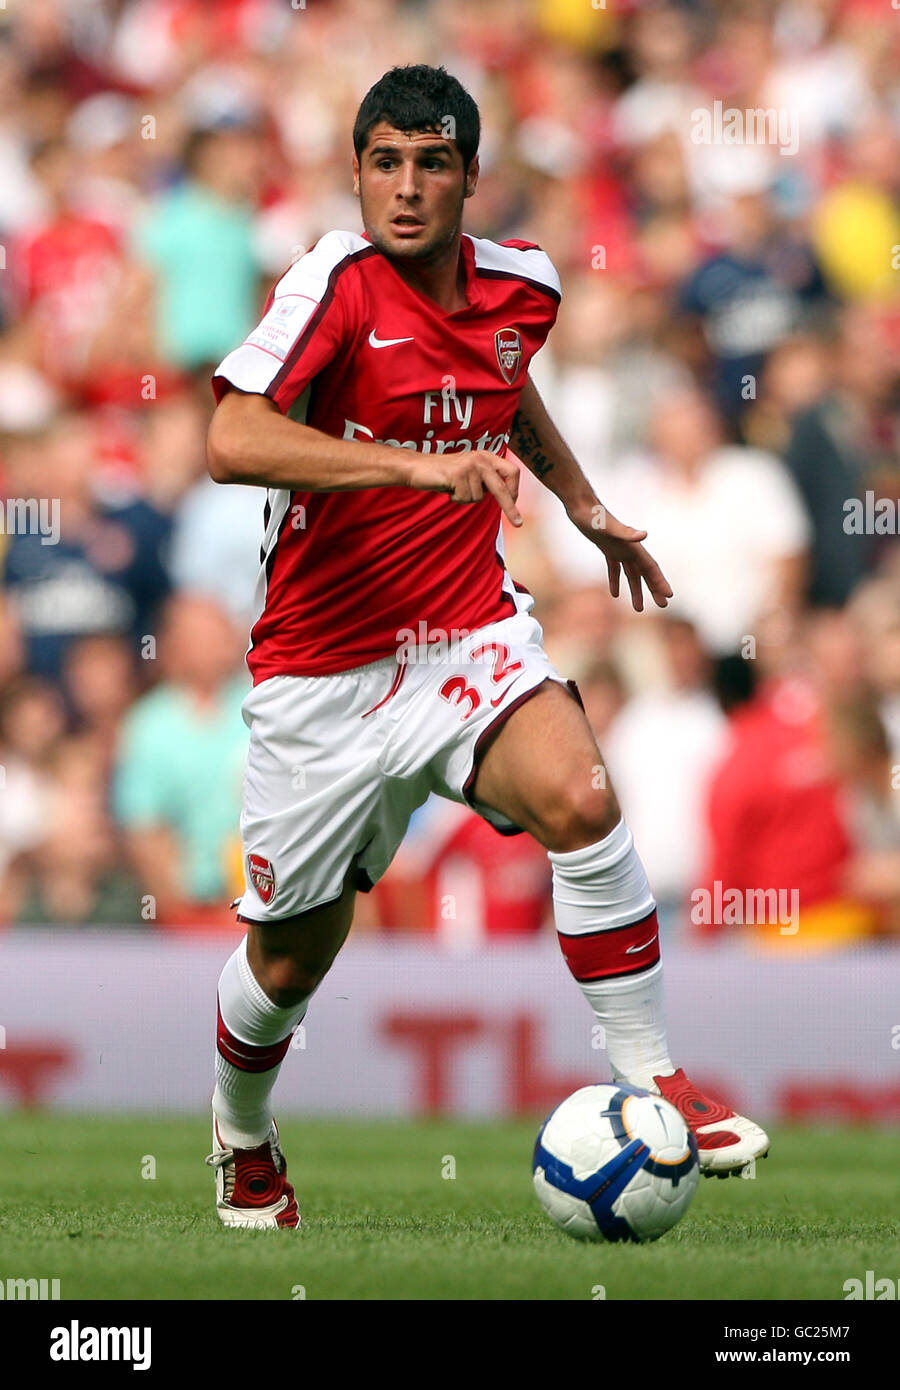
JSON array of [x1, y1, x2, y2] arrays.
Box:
[[438, 642, 525, 720]]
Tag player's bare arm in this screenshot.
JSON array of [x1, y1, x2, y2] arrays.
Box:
[[510, 374, 673, 613], [208, 388, 523, 525]]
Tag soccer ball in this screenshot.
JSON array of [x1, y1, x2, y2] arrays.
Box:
[[533, 1083, 699, 1243]]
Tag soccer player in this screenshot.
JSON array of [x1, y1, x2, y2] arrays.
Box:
[[205, 65, 769, 1228]]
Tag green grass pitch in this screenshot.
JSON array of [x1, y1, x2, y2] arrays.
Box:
[[1, 1115, 896, 1301]]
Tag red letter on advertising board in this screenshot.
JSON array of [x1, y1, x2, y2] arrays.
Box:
[[380, 1013, 484, 1114], [502, 1015, 593, 1115]]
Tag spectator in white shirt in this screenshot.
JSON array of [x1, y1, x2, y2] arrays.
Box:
[[602, 388, 812, 656]]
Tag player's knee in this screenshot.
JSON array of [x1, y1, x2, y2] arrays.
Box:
[[539, 778, 620, 853], [260, 957, 326, 1007]]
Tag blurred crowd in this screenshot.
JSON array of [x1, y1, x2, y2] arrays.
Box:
[[0, 0, 898, 948]]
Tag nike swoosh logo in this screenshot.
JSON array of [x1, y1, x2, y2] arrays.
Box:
[[368, 330, 414, 349], [490, 675, 524, 707], [625, 935, 658, 954]]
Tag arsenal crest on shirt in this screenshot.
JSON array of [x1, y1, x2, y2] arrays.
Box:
[[494, 327, 522, 385], [248, 853, 276, 904]]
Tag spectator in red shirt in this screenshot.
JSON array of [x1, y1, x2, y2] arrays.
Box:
[[374, 796, 552, 943], [16, 137, 125, 391], [695, 654, 875, 950]]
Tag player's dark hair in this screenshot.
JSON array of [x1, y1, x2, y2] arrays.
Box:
[[712, 654, 757, 714], [353, 64, 480, 171]]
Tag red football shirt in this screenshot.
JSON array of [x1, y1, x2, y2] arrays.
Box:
[[212, 230, 560, 680], [18, 213, 122, 385], [697, 679, 852, 935]]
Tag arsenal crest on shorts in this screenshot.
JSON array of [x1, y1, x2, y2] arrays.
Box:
[[494, 327, 522, 385], [248, 853, 276, 905]]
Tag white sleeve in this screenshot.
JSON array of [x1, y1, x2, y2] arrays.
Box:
[[212, 229, 367, 408]]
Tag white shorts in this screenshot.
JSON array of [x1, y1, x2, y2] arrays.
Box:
[[235, 609, 572, 920]]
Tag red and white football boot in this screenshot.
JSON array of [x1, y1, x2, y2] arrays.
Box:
[[206, 1117, 301, 1227], [649, 1069, 770, 1177]]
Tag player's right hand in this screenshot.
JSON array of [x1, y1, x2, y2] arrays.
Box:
[[405, 450, 523, 527]]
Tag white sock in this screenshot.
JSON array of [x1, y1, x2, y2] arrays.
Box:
[[549, 818, 675, 1090], [579, 963, 674, 1091], [213, 937, 311, 1148]]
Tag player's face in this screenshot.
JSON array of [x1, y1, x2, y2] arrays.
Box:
[[353, 122, 478, 263]]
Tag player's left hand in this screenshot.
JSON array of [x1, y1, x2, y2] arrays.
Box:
[[571, 502, 673, 612]]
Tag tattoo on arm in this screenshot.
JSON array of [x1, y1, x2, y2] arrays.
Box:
[[511, 410, 555, 481]]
